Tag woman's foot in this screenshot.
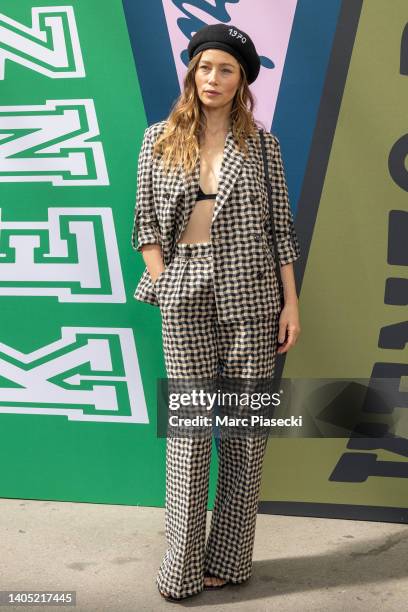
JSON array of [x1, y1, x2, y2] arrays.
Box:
[[203, 574, 228, 588]]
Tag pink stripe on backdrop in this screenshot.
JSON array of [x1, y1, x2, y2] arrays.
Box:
[[162, 0, 298, 130]]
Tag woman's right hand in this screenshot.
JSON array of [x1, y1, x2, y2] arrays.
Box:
[[152, 268, 165, 285], [140, 244, 165, 285]]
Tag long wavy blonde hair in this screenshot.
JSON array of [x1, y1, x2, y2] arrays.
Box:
[[153, 51, 265, 176]]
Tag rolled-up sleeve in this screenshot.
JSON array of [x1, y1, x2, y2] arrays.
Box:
[[269, 135, 301, 265], [131, 127, 161, 252]]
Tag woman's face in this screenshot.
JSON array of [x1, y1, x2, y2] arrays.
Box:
[[194, 49, 241, 110]]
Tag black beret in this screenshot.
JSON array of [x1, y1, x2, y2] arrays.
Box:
[[187, 24, 261, 85]]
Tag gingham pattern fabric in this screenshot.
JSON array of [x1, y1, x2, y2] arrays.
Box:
[[155, 241, 279, 600], [131, 120, 300, 322]]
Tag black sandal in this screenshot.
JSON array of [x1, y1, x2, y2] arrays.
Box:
[[203, 573, 229, 590]]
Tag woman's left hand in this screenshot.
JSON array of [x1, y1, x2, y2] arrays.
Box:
[[277, 302, 301, 354]]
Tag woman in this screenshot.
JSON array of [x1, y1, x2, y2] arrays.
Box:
[[131, 24, 301, 601]]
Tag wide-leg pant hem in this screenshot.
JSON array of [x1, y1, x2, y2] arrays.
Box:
[[202, 567, 253, 584], [156, 573, 204, 600]]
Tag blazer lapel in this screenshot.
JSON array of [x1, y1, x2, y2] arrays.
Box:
[[178, 127, 245, 239], [211, 126, 245, 226]]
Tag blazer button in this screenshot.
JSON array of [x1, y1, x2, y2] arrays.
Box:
[[254, 233, 261, 242], [256, 271, 264, 279], [163, 191, 170, 198]]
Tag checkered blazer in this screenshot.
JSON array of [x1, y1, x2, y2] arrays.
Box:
[[131, 120, 300, 322]]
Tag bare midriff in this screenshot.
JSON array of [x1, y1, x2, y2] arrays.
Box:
[[177, 193, 216, 244]]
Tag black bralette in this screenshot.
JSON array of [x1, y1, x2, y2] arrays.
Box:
[[197, 184, 217, 201]]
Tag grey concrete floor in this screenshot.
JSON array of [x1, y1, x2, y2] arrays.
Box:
[[0, 498, 407, 611]]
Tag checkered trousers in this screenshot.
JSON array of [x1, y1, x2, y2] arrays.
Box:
[[155, 241, 279, 600]]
